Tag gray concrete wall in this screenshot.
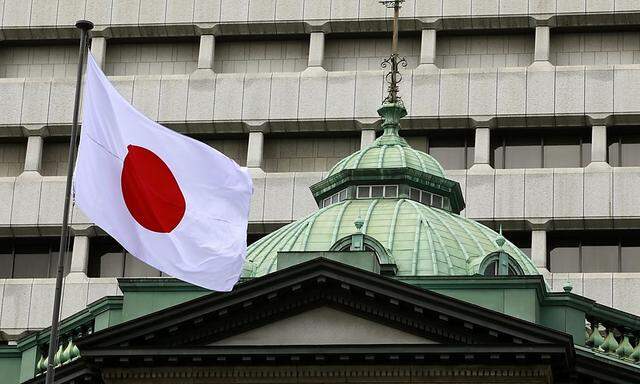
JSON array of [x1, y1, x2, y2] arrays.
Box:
[[263, 136, 359, 172], [324, 36, 420, 71], [0, 142, 26, 177], [3, 65, 640, 130], [436, 34, 534, 69], [214, 39, 308, 73], [550, 31, 640, 66], [104, 42, 198, 76], [0, 45, 77, 78]]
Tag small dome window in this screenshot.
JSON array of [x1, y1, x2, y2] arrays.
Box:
[[480, 252, 524, 276], [356, 185, 399, 199], [408, 187, 449, 210], [321, 189, 348, 208]]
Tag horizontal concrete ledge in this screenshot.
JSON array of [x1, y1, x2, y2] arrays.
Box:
[[2, 166, 640, 235], [3, 0, 640, 39], [3, 65, 640, 134], [1, 271, 640, 335]]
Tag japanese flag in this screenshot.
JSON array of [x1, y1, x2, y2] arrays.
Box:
[[74, 54, 253, 291]]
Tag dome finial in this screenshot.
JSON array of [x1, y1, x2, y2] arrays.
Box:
[[374, 0, 408, 147]]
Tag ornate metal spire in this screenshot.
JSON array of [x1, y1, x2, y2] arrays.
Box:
[[380, 0, 407, 105]]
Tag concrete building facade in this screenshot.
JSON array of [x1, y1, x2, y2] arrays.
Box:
[[2, 0, 640, 338]]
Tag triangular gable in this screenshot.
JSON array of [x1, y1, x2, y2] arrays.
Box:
[[77, 258, 574, 353], [210, 306, 438, 346]]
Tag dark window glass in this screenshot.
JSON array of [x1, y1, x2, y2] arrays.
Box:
[[503, 231, 531, 258], [406, 130, 473, 170], [384, 185, 398, 198], [371, 186, 383, 198], [543, 135, 581, 168], [549, 239, 580, 273], [331, 194, 339, 204], [432, 194, 443, 208], [608, 127, 640, 167], [493, 129, 589, 169], [621, 245, 640, 272], [13, 240, 57, 278], [420, 191, 431, 205], [410, 188, 420, 201], [621, 134, 640, 166], [548, 230, 640, 272], [429, 136, 466, 170], [504, 134, 542, 169], [339, 189, 347, 200], [357, 186, 370, 198], [581, 245, 618, 273], [0, 243, 12, 278], [483, 261, 497, 276]]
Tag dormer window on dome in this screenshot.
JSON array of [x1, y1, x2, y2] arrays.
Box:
[[479, 232, 525, 276]]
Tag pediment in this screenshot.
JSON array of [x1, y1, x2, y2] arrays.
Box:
[[210, 306, 438, 346], [78, 258, 572, 352]]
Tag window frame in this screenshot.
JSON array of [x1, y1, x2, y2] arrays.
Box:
[[492, 129, 590, 169]]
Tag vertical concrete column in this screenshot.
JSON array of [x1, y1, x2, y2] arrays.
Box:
[[533, 26, 551, 64], [246, 131, 264, 168], [69, 235, 90, 277], [531, 230, 548, 269], [591, 125, 607, 163], [473, 127, 491, 166], [197, 34, 216, 70], [308, 32, 325, 68], [91, 37, 107, 69], [419, 29, 437, 65], [360, 129, 376, 149], [23, 135, 43, 173]]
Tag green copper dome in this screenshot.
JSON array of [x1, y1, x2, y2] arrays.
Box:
[[245, 198, 538, 278], [245, 102, 538, 279], [327, 104, 445, 179]]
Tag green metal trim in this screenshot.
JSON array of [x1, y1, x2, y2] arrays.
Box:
[[311, 167, 465, 213], [387, 199, 405, 249], [331, 200, 352, 244], [397, 145, 407, 167], [411, 217, 422, 275], [361, 199, 379, 234], [422, 207, 470, 267], [406, 200, 452, 275], [450, 214, 487, 256], [377, 145, 387, 168], [408, 146, 427, 172]]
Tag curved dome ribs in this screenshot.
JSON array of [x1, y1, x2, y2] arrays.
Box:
[[246, 101, 537, 279], [331, 201, 352, 244]]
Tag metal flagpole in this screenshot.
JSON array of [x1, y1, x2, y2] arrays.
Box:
[[44, 19, 93, 384]]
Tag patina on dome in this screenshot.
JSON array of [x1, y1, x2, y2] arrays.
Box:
[[327, 103, 446, 179], [245, 102, 539, 279]]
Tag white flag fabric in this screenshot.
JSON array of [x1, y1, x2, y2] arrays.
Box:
[[74, 54, 253, 291]]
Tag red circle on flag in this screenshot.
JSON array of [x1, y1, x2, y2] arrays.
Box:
[[121, 145, 186, 233]]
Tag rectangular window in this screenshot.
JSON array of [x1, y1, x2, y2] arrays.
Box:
[[339, 189, 348, 201], [0, 238, 71, 278], [410, 188, 420, 201], [547, 230, 640, 272], [407, 130, 474, 170], [357, 186, 370, 199], [371, 186, 384, 198], [432, 194, 443, 208], [608, 127, 640, 167], [331, 193, 339, 204], [493, 129, 590, 169], [420, 191, 432, 205], [384, 185, 398, 198]]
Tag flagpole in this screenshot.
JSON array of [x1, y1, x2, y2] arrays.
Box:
[[44, 19, 93, 384]]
